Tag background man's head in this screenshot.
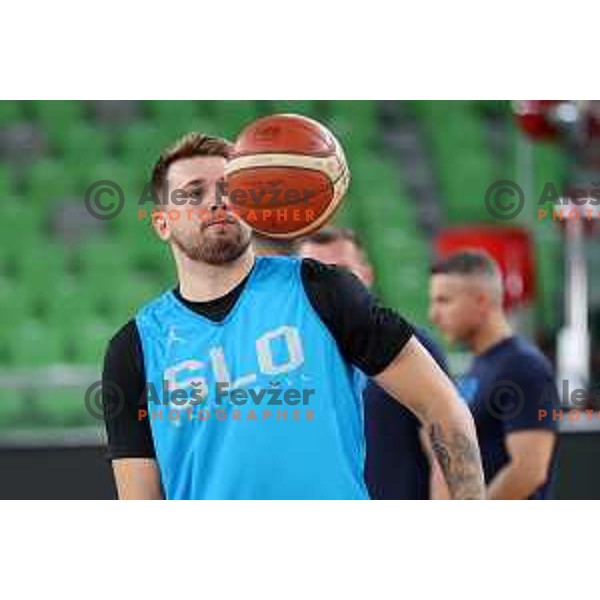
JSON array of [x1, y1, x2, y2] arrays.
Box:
[[429, 250, 505, 346], [252, 231, 295, 257], [151, 132, 252, 266], [295, 226, 374, 287]]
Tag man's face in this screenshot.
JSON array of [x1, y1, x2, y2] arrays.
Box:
[[429, 274, 485, 345], [158, 155, 252, 265], [298, 239, 374, 287]]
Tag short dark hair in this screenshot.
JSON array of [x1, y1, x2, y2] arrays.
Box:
[[294, 226, 367, 255], [252, 231, 295, 256], [431, 250, 500, 278], [151, 132, 233, 199]]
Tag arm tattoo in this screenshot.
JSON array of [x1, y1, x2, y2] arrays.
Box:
[[428, 422, 484, 499]]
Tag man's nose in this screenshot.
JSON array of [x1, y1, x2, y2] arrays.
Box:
[[209, 183, 230, 213], [210, 201, 228, 213]]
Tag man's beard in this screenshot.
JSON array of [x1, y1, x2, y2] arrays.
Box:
[[171, 220, 251, 265]]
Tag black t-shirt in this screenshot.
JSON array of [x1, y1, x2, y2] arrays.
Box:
[[102, 258, 415, 460], [456, 335, 560, 499]]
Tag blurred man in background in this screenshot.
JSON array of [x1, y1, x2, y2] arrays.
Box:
[[429, 251, 560, 499], [297, 227, 448, 499], [251, 232, 294, 256]]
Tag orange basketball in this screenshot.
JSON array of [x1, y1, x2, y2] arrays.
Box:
[[224, 114, 350, 238]]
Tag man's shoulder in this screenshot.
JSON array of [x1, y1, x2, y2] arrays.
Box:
[[136, 289, 180, 323], [504, 336, 554, 376], [107, 319, 138, 352], [255, 255, 356, 293], [104, 318, 143, 372], [254, 254, 303, 280], [298, 256, 351, 279], [477, 336, 555, 389]]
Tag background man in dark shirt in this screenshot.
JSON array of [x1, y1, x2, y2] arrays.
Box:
[[297, 227, 449, 499], [429, 251, 560, 499]]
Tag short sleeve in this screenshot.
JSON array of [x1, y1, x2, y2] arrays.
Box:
[[102, 320, 156, 460], [494, 356, 560, 434], [301, 258, 415, 376]]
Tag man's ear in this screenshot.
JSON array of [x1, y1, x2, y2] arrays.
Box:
[[476, 287, 493, 314], [152, 208, 170, 241], [362, 263, 375, 288]]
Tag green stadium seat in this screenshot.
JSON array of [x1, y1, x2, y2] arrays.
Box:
[[77, 160, 152, 238], [146, 100, 221, 137], [0, 389, 27, 429], [70, 160, 153, 237], [331, 100, 377, 123], [104, 277, 165, 323], [534, 143, 566, 200], [87, 161, 147, 196], [270, 101, 322, 118], [0, 100, 24, 125], [73, 240, 137, 315], [330, 192, 358, 230], [0, 283, 34, 345], [325, 113, 359, 147], [211, 101, 261, 138], [351, 157, 413, 225], [111, 219, 172, 280], [111, 205, 155, 245], [190, 101, 220, 119], [472, 100, 510, 118], [0, 200, 44, 251], [118, 123, 175, 174], [24, 160, 81, 207], [15, 243, 68, 301], [146, 101, 202, 128], [328, 101, 378, 146], [53, 123, 112, 169], [75, 238, 132, 275], [254, 101, 275, 118], [42, 387, 94, 428], [342, 149, 429, 316], [45, 282, 92, 334], [0, 164, 14, 199], [534, 225, 562, 330], [28, 101, 86, 137], [69, 321, 114, 366], [7, 320, 66, 367], [415, 101, 497, 224], [352, 157, 402, 194]]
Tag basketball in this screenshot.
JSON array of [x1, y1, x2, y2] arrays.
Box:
[[224, 113, 350, 238]]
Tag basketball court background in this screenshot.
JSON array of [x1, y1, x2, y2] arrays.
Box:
[[0, 100, 598, 499]]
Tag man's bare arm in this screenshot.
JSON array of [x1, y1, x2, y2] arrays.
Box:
[[486, 430, 556, 499], [374, 337, 485, 499], [112, 458, 164, 500], [419, 428, 451, 500]]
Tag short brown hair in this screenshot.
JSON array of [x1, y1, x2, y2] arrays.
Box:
[[252, 231, 295, 256], [431, 250, 500, 278], [151, 132, 233, 199], [294, 226, 367, 255], [431, 250, 504, 302]]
